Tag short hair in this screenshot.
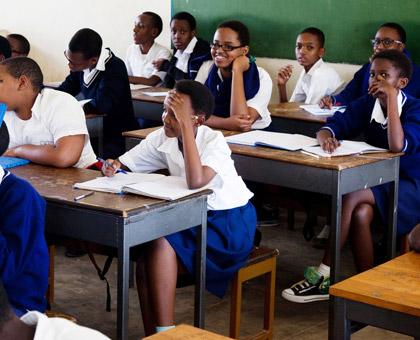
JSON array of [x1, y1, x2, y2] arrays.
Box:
[[217, 20, 250, 46], [174, 80, 215, 120], [0, 280, 13, 330], [380, 23, 406, 44], [0, 122, 9, 156], [68, 28, 102, 59], [300, 27, 325, 47], [0, 36, 11, 59], [371, 49, 412, 79], [7, 33, 30, 55], [171, 12, 196, 31], [0, 57, 44, 92], [142, 12, 163, 36]]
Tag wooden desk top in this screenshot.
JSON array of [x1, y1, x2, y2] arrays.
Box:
[[269, 103, 328, 123], [10, 164, 210, 218], [144, 324, 233, 339], [123, 127, 400, 171], [330, 252, 420, 317], [131, 87, 169, 104]]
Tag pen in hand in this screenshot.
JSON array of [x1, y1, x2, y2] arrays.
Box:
[[97, 157, 127, 174], [74, 191, 94, 201]]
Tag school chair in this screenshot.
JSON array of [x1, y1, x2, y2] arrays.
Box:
[[45, 310, 78, 323], [230, 246, 279, 340], [46, 245, 55, 306]]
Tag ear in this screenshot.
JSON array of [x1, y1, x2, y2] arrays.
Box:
[[194, 113, 206, 126], [242, 45, 250, 56], [17, 75, 31, 91], [89, 56, 99, 68], [191, 29, 196, 37], [318, 47, 325, 58], [151, 28, 159, 39], [398, 77, 409, 89], [398, 43, 406, 52]]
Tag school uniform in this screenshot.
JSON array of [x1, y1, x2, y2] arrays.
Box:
[[290, 58, 343, 104], [4, 88, 97, 168], [162, 37, 211, 88], [119, 125, 256, 297], [57, 48, 139, 158], [323, 91, 420, 235], [195, 60, 272, 129], [0, 167, 49, 316], [332, 51, 420, 105], [21, 311, 111, 340], [125, 42, 172, 83]]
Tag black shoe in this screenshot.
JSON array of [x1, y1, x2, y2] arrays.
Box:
[[257, 204, 280, 227], [65, 246, 87, 258]]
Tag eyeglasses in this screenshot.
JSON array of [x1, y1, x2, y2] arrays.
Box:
[[371, 38, 403, 48], [210, 42, 243, 52]]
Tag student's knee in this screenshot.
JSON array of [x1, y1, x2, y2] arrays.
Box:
[[149, 237, 173, 254], [343, 189, 371, 209], [352, 203, 374, 227]]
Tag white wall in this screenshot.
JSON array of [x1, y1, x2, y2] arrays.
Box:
[[0, 0, 171, 81]]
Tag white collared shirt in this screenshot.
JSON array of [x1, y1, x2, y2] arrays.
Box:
[[119, 125, 253, 210], [371, 90, 405, 126], [175, 36, 198, 73], [83, 48, 112, 87], [290, 58, 343, 104], [125, 42, 172, 81], [4, 88, 97, 168], [195, 60, 272, 129], [21, 311, 110, 340]]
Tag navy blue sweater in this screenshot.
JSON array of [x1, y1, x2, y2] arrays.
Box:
[[162, 38, 211, 88], [324, 92, 420, 180], [0, 171, 48, 314], [58, 49, 139, 158], [332, 52, 420, 105]]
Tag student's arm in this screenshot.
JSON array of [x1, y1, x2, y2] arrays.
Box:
[[4, 135, 85, 168], [57, 72, 82, 96], [205, 114, 254, 131], [277, 65, 293, 103], [167, 91, 216, 189], [128, 75, 161, 86]]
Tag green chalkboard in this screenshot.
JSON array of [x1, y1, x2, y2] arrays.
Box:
[[173, 0, 420, 65]]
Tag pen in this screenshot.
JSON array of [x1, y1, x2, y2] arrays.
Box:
[[97, 157, 127, 174], [74, 191, 94, 201], [300, 150, 320, 159]]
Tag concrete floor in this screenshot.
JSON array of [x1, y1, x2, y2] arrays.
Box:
[[50, 210, 410, 340]]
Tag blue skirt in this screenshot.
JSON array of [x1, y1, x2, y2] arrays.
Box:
[[166, 201, 257, 298], [371, 177, 420, 236]]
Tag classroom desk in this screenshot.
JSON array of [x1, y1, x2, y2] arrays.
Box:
[[123, 127, 401, 340], [131, 87, 168, 125], [85, 112, 104, 156], [330, 251, 420, 339], [10, 164, 210, 340], [268, 102, 327, 135]]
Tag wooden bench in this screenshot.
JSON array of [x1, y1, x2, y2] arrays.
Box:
[[329, 251, 420, 339], [230, 246, 279, 340], [144, 324, 233, 339]]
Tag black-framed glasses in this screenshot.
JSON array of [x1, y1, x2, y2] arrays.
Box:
[[371, 38, 402, 48], [210, 42, 243, 52]]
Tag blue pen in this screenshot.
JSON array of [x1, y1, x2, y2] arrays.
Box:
[[97, 157, 127, 174]]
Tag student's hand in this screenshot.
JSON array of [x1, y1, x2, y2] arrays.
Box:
[[232, 55, 250, 73], [319, 96, 333, 109], [165, 90, 193, 126], [227, 115, 253, 131], [102, 159, 121, 177], [152, 58, 165, 71], [368, 78, 398, 99], [277, 65, 293, 86], [3, 148, 16, 157], [317, 129, 341, 154]]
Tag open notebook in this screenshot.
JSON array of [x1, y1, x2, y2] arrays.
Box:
[[299, 104, 346, 116], [74, 173, 210, 200], [225, 130, 318, 151], [301, 141, 387, 157]]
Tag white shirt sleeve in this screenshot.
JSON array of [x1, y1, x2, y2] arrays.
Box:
[[195, 60, 214, 84], [305, 67, 343, 104], [152, 46, 172, 80], [247, 67, 272, 129], [290, 70, 306, 102], [125, 45, 134, 76]]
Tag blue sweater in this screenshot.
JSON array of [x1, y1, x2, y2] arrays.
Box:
[[0, 171, 48, 314], [57, 49, 139, 158], [332, 53, 420, 105], [324, 92, 420, 180]]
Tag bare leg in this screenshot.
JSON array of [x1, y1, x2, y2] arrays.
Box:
[[322, 189, 375, 266], [145, 237, 178, 327], [350, 203, 375, 272]]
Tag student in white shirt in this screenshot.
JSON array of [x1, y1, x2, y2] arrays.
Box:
[[277, 27, 342, 104], [102, 80, 256, 336], [0, 57, 97, 168], [125, 12, 171, 86], [195, 20, 272, 131]]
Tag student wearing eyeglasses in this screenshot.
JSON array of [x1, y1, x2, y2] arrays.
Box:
[[195, 20, 272, 131], [320, 22, 420, 108]]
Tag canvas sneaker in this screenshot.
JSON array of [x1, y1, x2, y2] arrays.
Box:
[[282, 266, 330, 303]]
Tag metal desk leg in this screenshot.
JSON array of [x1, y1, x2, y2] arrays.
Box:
[[387, 158, 399, 259], [334, 297, 351, 340], [194, 197, 207, 328], [117, 224, 130, 340]]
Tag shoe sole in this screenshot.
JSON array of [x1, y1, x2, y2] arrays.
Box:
[[281, 290, 329, 303]]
